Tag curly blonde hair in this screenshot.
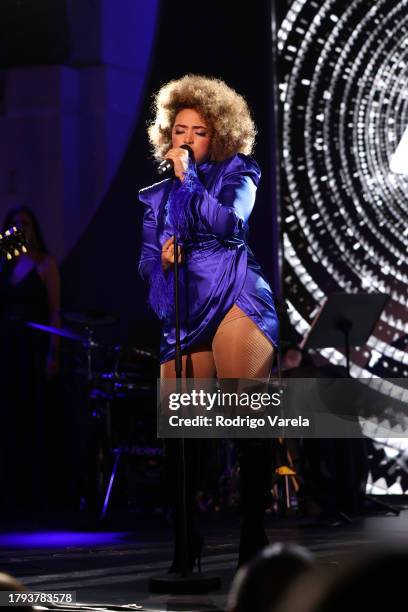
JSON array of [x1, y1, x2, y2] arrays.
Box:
[[148, 74, 257, 161]]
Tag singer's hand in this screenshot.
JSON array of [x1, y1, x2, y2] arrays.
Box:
[[164, 147, 189, 181], [161, 236, 184, 272]]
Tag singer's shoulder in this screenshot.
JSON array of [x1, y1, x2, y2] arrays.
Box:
[[219, 153, 261, 184], [138, 178, 172, 208]]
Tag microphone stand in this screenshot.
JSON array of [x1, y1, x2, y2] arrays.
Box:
[[174, 237, 183, 379], [149, 161, 220, 595], [173, 235, 189, 578]]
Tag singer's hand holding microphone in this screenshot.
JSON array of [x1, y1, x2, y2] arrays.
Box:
[[164, 147, 190, 181], [157, 144, 195, 181]]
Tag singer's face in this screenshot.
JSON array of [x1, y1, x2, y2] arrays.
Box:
[[171, 108, 211, 164]]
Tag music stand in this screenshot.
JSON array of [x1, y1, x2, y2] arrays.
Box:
[[301, 292, 389, 377], [301, 292, 399, 517]]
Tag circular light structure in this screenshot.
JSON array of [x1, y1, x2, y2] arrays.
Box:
[[278, 0, 408, 493]]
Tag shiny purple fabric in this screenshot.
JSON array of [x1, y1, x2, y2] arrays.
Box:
[[139, 153, 279, 364]]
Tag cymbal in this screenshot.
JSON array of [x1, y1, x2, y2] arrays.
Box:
[[62, 310, 118, 327], [27, 321, 86, 342], [117, 346, 157, 360]]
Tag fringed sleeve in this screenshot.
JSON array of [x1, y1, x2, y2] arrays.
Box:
[[167, 164, 204, 240], [146, 260, 175, 320], [138, 202, 173, 320]]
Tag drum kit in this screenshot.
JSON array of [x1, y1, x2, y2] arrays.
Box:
[[28, 309, 157, 386], [27, 310, 159, 519]]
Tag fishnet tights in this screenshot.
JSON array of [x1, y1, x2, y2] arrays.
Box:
[[161, 304, 274, 378]]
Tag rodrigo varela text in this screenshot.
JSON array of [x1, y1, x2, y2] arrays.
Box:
[[168, 414, 310, 428]]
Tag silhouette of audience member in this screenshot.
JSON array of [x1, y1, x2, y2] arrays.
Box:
[[275, 547, 408, 612], [227, 543, 314, 612]]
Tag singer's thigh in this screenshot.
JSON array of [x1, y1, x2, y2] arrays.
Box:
[[212, 305, 274, 378], [160, 346, 216, 379]]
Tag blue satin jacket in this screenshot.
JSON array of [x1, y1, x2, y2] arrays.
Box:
[[139, 153, 279, 364]]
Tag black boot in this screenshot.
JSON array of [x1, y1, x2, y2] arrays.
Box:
[[165, 438, 204, 574], [236, 439, 273, 567], [168, 517, 204, 574], [238, 513, 269, 567]]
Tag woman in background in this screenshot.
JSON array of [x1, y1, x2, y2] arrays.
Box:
[[0, 205, 60, 517]]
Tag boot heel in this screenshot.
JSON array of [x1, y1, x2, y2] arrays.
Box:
[[195, 536, 203, 573]]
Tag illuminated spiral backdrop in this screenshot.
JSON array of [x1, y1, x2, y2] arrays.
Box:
[[277, 0, 408, 493]]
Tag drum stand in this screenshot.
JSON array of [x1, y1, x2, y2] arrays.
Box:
[[97, 344, 131, 521], [100, 448, 122, 520]]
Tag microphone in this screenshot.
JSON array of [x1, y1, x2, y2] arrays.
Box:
[[157, 144, 195, 178]]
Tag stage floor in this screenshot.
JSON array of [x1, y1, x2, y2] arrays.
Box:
[[1, 504, 408, 611]]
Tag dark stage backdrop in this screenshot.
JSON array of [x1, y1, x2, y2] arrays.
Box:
[[0, 1, 159, 262], [61, 0, 280, 350], [0, 0, 70, 67]]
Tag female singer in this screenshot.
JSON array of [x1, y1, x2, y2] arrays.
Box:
[[139, 74, 279, 569]]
